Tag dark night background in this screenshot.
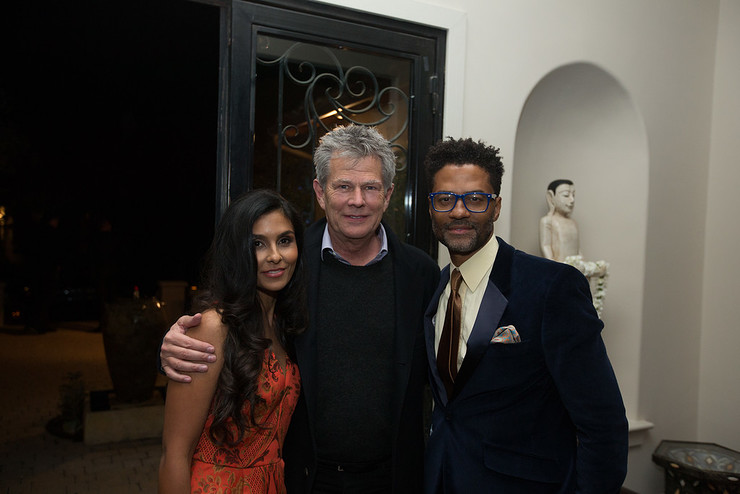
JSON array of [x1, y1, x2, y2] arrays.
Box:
[[1, 0, 221, 324]]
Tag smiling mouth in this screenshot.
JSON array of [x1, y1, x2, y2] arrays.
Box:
[[263, 268, 286, 277], [446, 222, 473, 233]]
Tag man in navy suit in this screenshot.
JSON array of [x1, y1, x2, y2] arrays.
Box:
[[423, 137, 628, 493]]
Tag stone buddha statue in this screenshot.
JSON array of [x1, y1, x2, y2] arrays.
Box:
[[539, 179, 608, 316]]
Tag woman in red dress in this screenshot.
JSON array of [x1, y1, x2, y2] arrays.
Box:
[[159, 189, 307, 493]]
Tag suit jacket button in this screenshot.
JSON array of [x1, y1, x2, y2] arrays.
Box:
[[445, 412, 452, 421], [304, 467, 309, 477]]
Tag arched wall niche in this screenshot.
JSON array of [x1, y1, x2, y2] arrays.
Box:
[[509, 62, 648, 417]]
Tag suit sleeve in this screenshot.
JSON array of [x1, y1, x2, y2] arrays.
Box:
[[540, 265, 628, 494]]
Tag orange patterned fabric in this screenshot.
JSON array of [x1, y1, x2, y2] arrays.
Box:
[[191, 350, 300, 493]]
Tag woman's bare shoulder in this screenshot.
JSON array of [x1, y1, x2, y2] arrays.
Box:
[[189, 309, 228, 344]]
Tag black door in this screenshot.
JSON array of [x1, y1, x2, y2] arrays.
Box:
[[218, 0, 445, 253]]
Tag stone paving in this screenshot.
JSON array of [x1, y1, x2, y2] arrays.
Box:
[[0, 324, 165, 493]]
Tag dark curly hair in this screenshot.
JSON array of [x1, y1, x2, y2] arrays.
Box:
[[192, 189, 307, 447], [423, 137, 505, 195]]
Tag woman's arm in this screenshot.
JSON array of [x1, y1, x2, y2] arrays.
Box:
[[158, 310, 227, 494]]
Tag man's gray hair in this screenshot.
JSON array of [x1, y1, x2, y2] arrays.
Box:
[[314, 125, 397, 190]]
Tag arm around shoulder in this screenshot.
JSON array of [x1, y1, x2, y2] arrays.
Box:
[[160, 313, 218, 382]]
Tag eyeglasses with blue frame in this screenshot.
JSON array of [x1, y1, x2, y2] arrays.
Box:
[[428, 192, 498, 213]]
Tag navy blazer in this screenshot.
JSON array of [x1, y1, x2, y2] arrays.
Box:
[[424, 237, 628, 494], [284, 218, 440, 493]]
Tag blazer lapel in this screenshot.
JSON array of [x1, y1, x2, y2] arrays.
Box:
[[425, 265, 450, 404], [388, 225, 425, 417], [453, 278, 507, 395], [453, 237, 514, 398], [294, 219, 325, 421]]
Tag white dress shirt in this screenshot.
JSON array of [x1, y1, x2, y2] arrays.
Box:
[[434, 234, 499, 370]]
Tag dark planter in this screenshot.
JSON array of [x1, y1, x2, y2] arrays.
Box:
[[102, 297, 167, 403]]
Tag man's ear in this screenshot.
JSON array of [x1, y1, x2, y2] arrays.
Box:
[[492, 195, 502, 222], [313, 179, 326, 211], [382, 183, 395, 212]]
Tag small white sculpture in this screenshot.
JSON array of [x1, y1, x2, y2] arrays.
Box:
[[539, 180, 609, 317]]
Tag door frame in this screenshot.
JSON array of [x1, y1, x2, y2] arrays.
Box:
[[196, 0, 446, 253]]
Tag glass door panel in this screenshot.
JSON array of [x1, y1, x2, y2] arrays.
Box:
[[253, 35, 411, 237], [226, 0, 445, 252]]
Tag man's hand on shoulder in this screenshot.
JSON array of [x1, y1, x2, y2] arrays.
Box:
[[160, 313, 216, 383]]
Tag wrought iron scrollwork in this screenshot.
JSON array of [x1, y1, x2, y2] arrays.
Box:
[[257, 41, 409, 172]]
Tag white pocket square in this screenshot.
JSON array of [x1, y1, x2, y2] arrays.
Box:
[[491, 325, 521, 344]]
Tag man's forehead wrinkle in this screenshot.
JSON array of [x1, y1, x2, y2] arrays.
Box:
[[332, 177, 383, 186]]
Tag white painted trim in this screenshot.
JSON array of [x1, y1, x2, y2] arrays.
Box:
[[628, 419, 654, 448], [315, 0, 467, 137], [628, 419, 654, 432]]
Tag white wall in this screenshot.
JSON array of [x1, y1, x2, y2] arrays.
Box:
[[320, 1, 731, 492], [510, 62, 649, 419], [699, 0, 740, 450]]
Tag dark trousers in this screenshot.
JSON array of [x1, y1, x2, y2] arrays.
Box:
[[312, 459, 392, 494]]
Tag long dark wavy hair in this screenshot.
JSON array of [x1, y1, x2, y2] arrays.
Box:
[[192, 189, 307, 446]]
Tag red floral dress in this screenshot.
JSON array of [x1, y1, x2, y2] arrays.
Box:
[[190, 349, 300, 493]]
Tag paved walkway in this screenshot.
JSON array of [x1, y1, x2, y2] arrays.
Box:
[[0, 323, 165, 493]]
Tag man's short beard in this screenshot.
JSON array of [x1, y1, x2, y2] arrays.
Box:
[[433, 218, 494, 256]]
